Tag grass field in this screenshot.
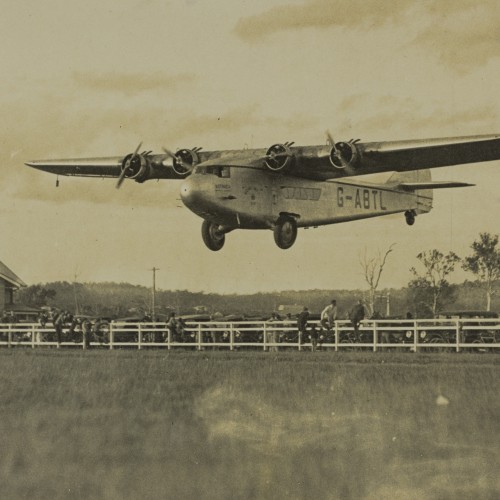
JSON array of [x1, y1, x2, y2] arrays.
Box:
[[0, 350, 498, 500]]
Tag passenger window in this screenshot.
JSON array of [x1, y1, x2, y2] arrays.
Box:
[[196, 165, 230, 177]]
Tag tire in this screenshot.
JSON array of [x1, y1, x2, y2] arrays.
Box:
[[201, 220, 225, 251], [426, 335, 453, 352], [405, 210, 415, 226], [472, 339, 488, 353], [273, 216, 297, 249]]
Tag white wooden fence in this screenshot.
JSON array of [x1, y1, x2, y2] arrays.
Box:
[[0, 318, 499, 352]]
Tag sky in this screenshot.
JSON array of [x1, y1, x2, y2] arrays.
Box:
[[1, 0, 499, 294]]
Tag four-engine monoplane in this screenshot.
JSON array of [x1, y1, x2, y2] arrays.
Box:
[[26, 133, 500, 250]]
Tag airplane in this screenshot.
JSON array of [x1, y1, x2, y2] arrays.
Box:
[[26, 133, 500, 251]]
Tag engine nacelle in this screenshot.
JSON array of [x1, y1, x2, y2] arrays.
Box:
[[171, 148, 199, 176], [329, 141, 360, 170], [121, 153, 151, 183], [264, 143, 293, 172]]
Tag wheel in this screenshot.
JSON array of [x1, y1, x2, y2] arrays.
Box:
[[426, 335, 453, 352], [405, 210, 415, 226], [273, 216, 297, 249], [201, 220, 225, 251], [472, 339, 488, 353]]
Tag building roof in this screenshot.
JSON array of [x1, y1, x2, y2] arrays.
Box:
[[0, 260, 26, 288]]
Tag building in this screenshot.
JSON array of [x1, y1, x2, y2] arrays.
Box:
[[0, 260, 27, 313]]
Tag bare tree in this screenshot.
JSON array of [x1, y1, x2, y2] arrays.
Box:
[[360, 244, 395, 317], [463, 232, 500, 311], [409, 249, 460, 317]]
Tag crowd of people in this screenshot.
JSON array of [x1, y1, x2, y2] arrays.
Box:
[[0, 300, 373, 350], [291, 298, 367, 351]]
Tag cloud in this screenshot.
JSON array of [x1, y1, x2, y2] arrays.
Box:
[[413, 2, 500, 73], [336, 94, 498, 139], [72, 71, 197, 96], [235, 1, 500, 73], [234, 0, 417, 41]]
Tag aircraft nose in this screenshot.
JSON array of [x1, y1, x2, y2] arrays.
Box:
[[180, 177, 200, 208]]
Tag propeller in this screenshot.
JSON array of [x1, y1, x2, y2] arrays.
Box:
[[326, 131, 358, 174], [264, 143, 294, 171], [326, 131, 347, 169], [162, 148, 195, 176], [162, 147, 181, 166], [116, 142, 142, 189]]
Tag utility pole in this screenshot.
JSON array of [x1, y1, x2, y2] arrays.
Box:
[[150, 267, 159, 322], [73, 271, 80, 315]]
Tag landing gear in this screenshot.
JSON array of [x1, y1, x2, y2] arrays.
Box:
[[273, 216, 297, 249], [405, 210, 416, 226], [201, 220, 225, 251]]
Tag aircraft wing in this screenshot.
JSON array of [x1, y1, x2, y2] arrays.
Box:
[[194, 134, 500, 181], [25, 134, 500, 184], [25, 157, 123, 177], [359, 134, 500, 173], [26, 150, 195, 185]]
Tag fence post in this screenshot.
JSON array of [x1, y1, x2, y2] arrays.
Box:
[[167, 326, 171, 351], [413, 321, 418, 353], [373, 321, 377, 352], [197, 324, 202, 351], [334, 321, 339, 352], [32, 325, 36, 349], [230, 323, 234, 351], [138, 324, 142, 350], [455, 319, 461, 353], [263, 322, 267, 351], [109, 323, 114, 350], [8, 325, 12, 348]]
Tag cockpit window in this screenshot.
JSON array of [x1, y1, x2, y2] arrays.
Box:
[[194, 165, 230, 178]]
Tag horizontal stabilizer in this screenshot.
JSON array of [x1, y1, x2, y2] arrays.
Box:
[[397, 181, 475, 191]]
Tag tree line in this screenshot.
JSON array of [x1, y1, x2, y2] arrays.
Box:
[[16, 232, 500, 319]]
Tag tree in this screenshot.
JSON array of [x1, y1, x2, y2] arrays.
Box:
[[409, 250, 460, 317], [462, 232, 500, 311], [18, 285, 56, 307], [359, 244, 395, 317]]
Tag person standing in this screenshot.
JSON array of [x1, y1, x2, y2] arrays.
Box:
[[297, 307, 310, 346], [309, 323, 319, 352], [81, 317, 92, 349], [350, 299, 366, 340], [266, 313, 280, 352], [53, 310, 66, 346], [166, 312, 177, 344]]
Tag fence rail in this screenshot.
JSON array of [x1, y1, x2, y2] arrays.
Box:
[[0, 318, 499, 352]]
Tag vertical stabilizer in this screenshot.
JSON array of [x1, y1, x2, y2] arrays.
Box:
[[386, 169, 433, 214]]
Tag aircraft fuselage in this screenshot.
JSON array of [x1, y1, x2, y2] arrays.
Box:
[[180, 166, 431, 232]]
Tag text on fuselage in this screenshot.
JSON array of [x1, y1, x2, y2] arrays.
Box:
[[281, 186, 321, 201], [337, 187, 387, 210]]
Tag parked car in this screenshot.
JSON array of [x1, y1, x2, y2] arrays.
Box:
[[433, 310, 499, 350]]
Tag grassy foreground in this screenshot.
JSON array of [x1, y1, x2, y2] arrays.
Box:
[[0, 350, 498, 500]]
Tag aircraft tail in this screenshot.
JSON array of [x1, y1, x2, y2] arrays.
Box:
[[385, 169, 474, 214], [386, 169, 433, 214], [386, 169, 431, 185]]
